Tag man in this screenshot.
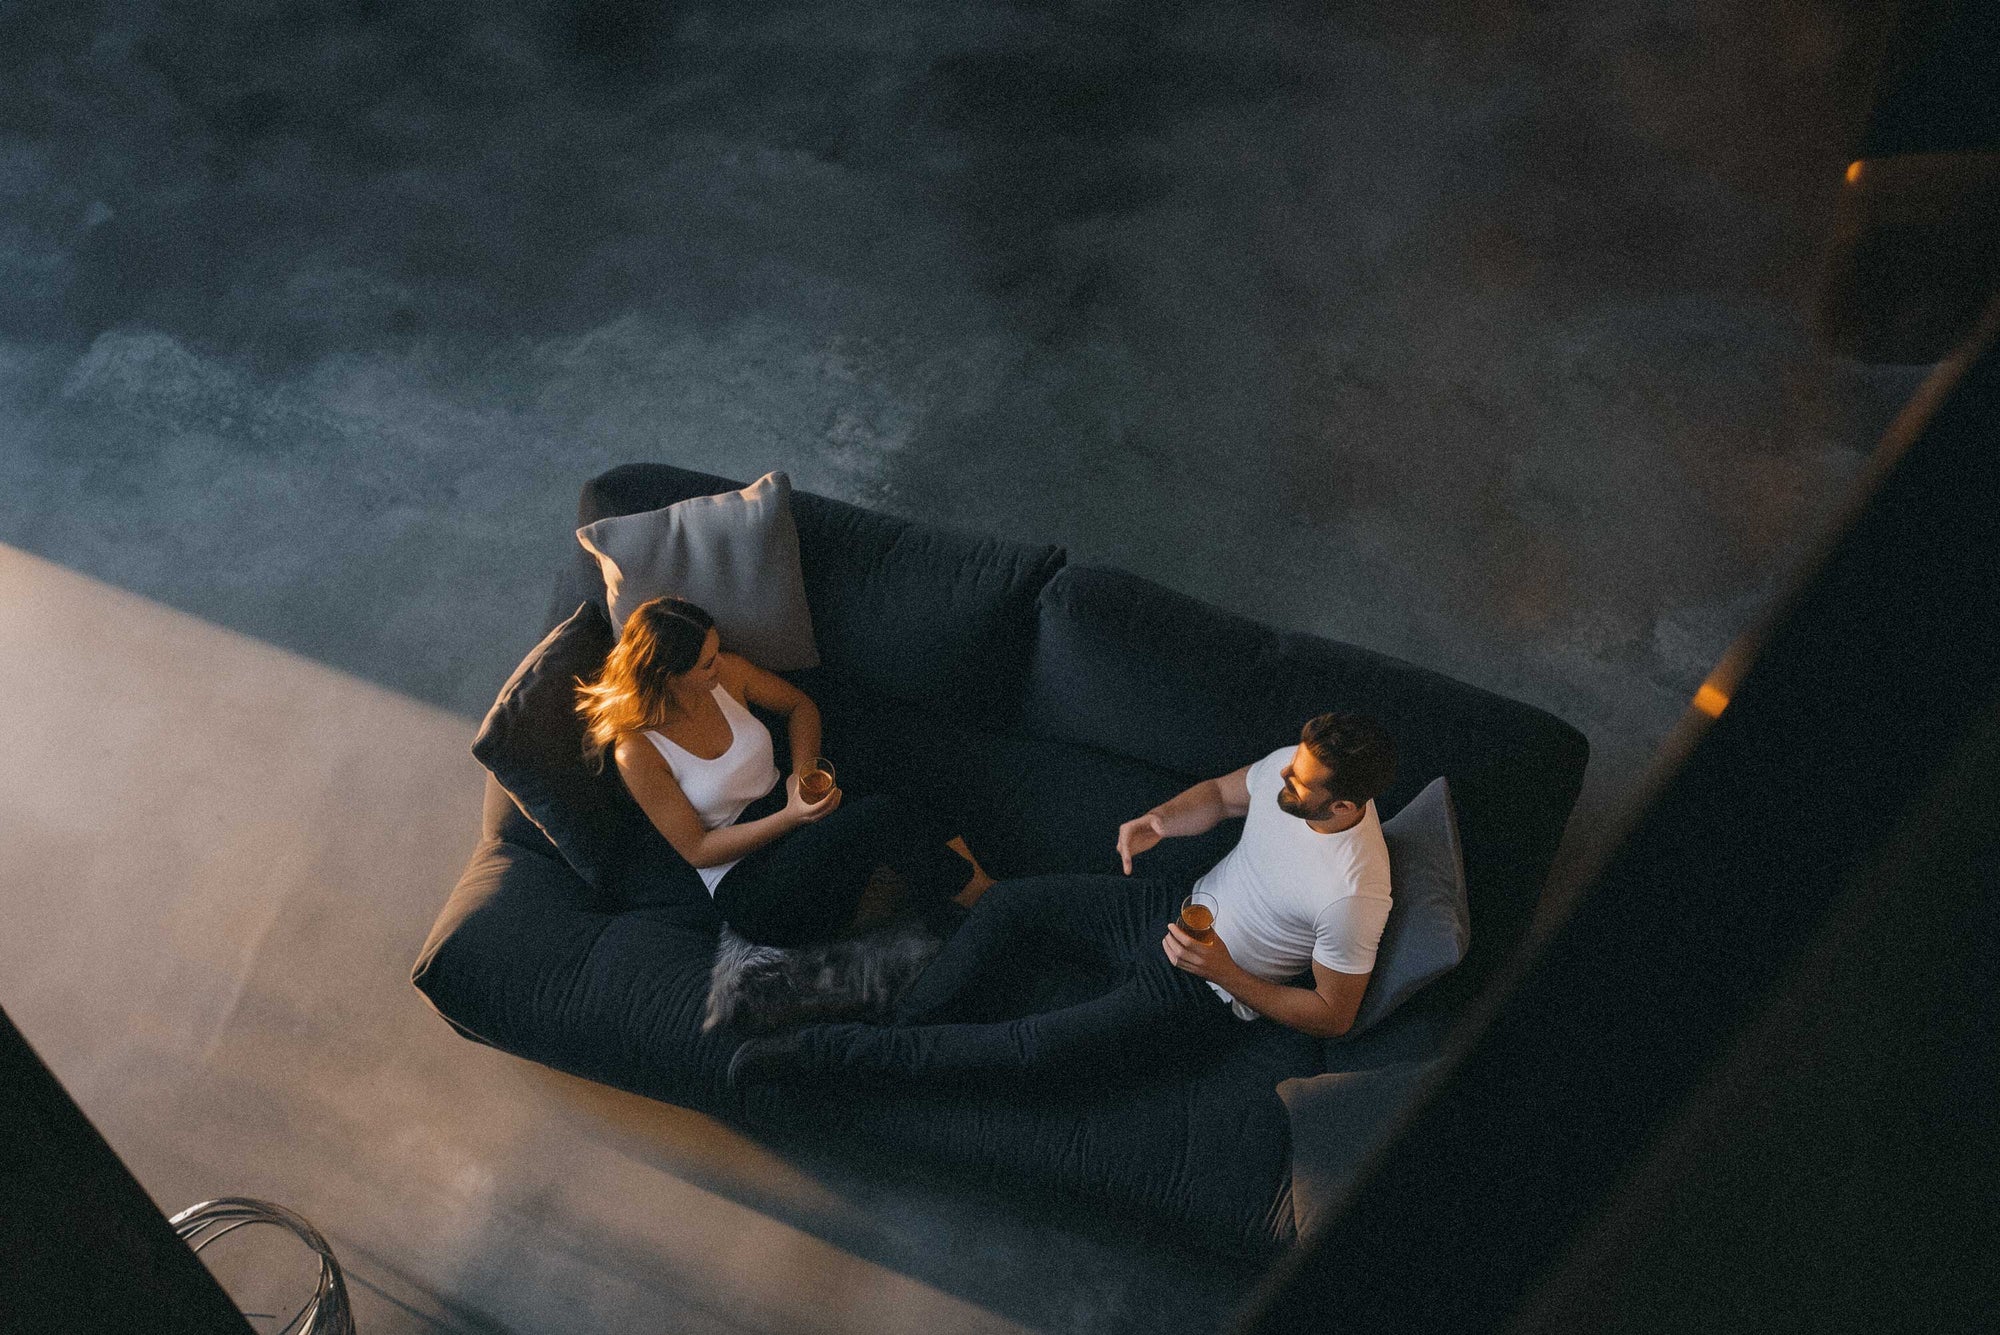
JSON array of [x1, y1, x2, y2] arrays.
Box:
[[728, 712, 1396, 1088], [1133, 710, 1396, 1038]]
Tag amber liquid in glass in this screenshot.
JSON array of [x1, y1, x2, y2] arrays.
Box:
[[799, 766, 833, 803], [1179, 902, 1217, 943]]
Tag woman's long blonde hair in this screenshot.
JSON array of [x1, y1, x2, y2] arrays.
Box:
[[575, 596, 717, 767]]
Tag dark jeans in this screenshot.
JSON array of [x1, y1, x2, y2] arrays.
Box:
[[783, 873, 1239, 1084], [711, 791, 967, 948]]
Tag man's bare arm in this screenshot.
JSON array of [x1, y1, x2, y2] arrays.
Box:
[[1215, 958, 1370, 1039], [1161, 926, 1370, 1038], [1117, 765, 1251, 873]]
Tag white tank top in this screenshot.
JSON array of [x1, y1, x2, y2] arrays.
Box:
[[643, 685, 780, 894]]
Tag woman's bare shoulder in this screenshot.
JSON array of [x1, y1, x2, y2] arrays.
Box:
[[612, 730, 663, 773], [721, 650, 808, 712], [716, 651, 757, 703], [615, 731, 695, 803]]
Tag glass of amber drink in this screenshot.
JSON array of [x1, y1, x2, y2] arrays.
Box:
[[798, 757, 835, 805], [1178, 890, 1219, 943]]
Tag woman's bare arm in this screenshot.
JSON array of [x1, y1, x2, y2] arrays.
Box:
[[614, 735, 824, 868], [723, 652, 822, 776]]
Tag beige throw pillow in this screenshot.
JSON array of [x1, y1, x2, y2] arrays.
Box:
[[576, 470, 821, 670]]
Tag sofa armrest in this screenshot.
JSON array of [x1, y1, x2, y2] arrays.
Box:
[[413, 836, 736, 1108], [412, 837, 612, 1053]]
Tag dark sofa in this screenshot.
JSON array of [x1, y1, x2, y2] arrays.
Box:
[[412, 462, 1589, 1256]]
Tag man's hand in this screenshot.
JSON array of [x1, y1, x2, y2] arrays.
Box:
[[1116, 813, 1167, 874], [1162, 921, 1240, 986]]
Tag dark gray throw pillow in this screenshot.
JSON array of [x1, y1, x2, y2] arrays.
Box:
[[1351, 776, 1471, 1034], [1278, 1059, 1440, 1237], [470, 602, 711, 914]]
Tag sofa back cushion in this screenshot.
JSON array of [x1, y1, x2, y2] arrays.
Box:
[[1021, 565, 1588, 997], [581, 464, 1064, 723], [773, 665, 1235, 885]]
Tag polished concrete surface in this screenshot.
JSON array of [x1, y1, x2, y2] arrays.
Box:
[[0, 1, 1927, 1331]]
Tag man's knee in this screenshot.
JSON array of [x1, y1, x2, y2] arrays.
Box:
[[969, 873, 1089, 925]]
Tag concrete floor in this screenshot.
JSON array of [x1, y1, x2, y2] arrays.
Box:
[[0, 1, 1929, 1332]]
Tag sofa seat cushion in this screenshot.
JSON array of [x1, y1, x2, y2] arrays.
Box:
[[743, 989, 1323, 1257], [1022, 564, 1589, 1001], [579, 464, 1064, 723]]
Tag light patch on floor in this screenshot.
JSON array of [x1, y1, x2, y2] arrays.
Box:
[[0, 543, 1030, 1335]]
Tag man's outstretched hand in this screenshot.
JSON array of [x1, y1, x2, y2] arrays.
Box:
[[1163, 921, 1239, 986], [1116, 812, 1167, 874]]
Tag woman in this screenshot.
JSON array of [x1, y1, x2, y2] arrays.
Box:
[[576, 595, 990, 947]]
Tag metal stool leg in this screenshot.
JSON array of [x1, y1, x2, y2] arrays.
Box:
[[169, 1198, 354, 1335]]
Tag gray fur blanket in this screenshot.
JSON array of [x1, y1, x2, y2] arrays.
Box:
[[701, 917, 943, 1035]]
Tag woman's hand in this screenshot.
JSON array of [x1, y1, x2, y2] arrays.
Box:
[[1162, 921, 1240, 986], [783, 772, 842, 826]]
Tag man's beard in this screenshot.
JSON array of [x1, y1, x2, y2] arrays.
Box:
[[1276, 788, 1338, 822]]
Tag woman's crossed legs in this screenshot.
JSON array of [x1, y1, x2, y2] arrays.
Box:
[[713, 792, 971, 948]]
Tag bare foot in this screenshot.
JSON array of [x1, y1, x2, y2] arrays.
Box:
[[947, 835, 996, 908]]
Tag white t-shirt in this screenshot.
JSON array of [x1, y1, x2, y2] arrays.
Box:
[[1192, 747, 1395, 1021]]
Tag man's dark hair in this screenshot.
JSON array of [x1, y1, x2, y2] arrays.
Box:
[[1299, 712, 1396, 805]]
